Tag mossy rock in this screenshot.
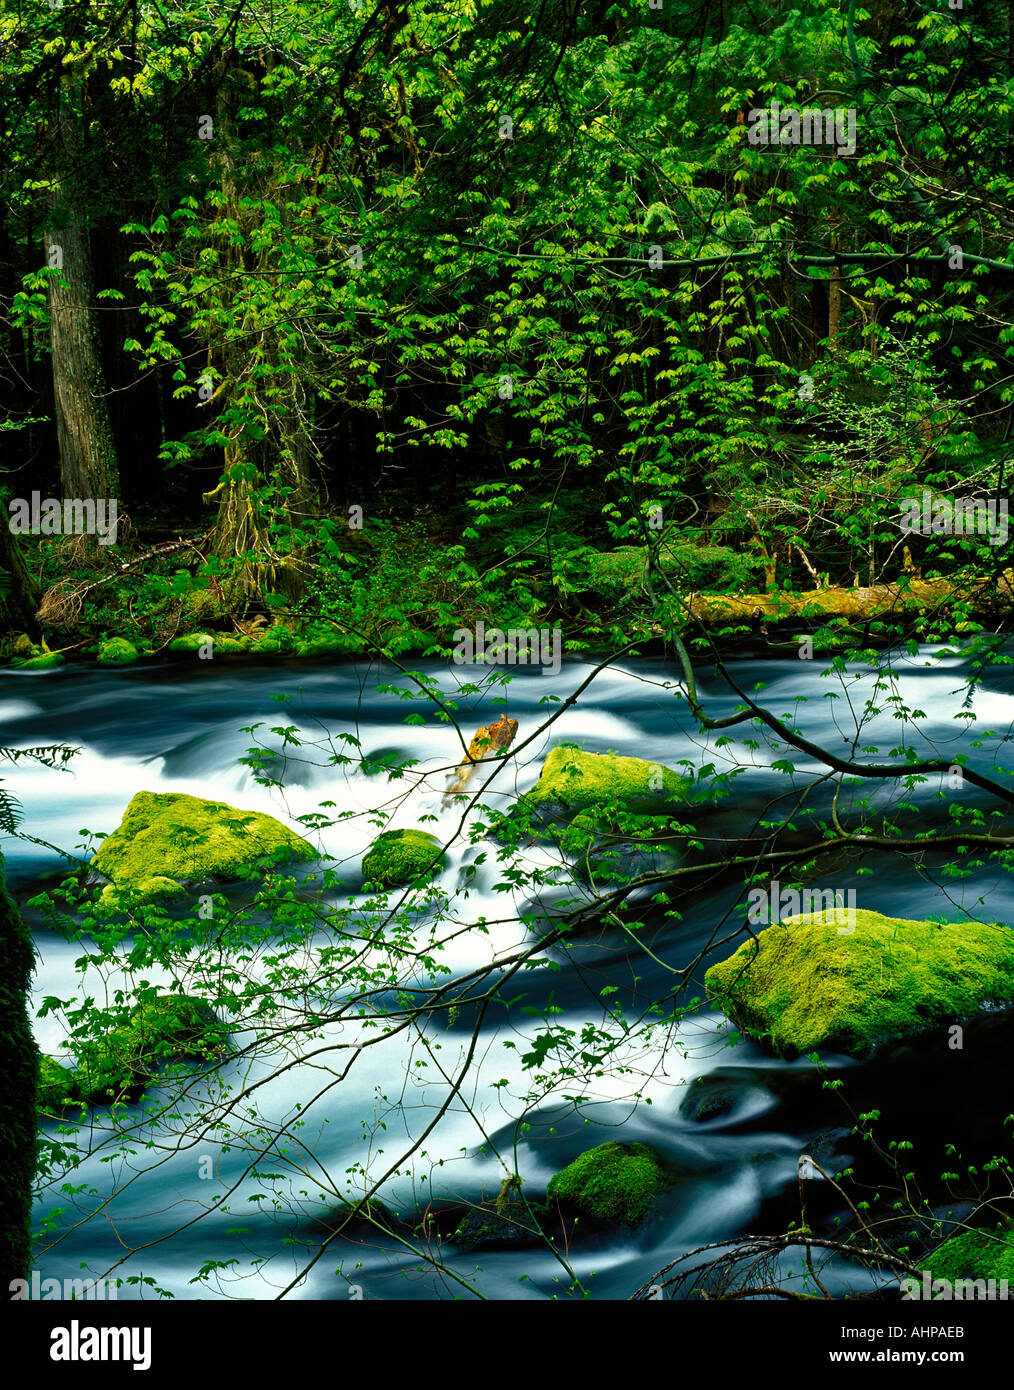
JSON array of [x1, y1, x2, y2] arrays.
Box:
[[705, 908, 1014, 1060], [546, 1141, 674, 1228], [37, 1056, 82, 1112], [96, 638, 139, 666], [923, 1226, 1014, 1289], [362, 829, 445, 887], [168, 633, 249, 655], [530, 748, 690, 814], [497, 748, 691, 850], [12, 652, 65, 670], [253, 623, 296, 654], [91, 790, 317, 906], [167, 632, 216, 653], [74, 995, 229, 1107]]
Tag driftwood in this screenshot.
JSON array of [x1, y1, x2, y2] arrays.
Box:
[[443, 715, 518, 804]]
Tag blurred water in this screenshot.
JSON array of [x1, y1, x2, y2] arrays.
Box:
[[2, 643, 1011, 1300]]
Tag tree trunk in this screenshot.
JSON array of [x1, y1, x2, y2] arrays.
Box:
[[0, 856, 38, 1287], [828, 214, 842, 354], [0, 525, 39, 634], [205, 66, 313, 599], [45, 80, 119, 505]]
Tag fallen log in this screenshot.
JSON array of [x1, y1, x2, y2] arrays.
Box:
[[682, 570, 1014, 630]]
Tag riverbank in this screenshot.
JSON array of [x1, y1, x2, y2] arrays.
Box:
[[6, 513, 1013, 671]]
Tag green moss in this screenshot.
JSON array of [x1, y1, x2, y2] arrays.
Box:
[[575, 543, 758, 601], [292, 625, 363, 657], [91, 790, 317, 905], [12, 652, 65, 670], [0, 854, 37, 1283], [96, 637, 139, 666], [167, 633, 249, 654], [75, 994, 229, 1107], [362, 829, 445, 887], [168, 633, 215, 653], [503, 748, 691, 851], [37, 1056, 81, 1112], [253, 623, 296, 653], [529, 748, 691, 814], [924, 1226, 1014, 1286], [705, 908, 1014, 1059], [545, 1141, 673, 1227]]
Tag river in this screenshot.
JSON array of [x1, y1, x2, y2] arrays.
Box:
[[2, 643, 1011, 1300]]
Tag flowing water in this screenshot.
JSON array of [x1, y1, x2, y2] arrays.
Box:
[[3, 644, 1012, 1300]]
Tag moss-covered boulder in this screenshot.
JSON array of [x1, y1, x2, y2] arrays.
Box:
[[923, 1226, 1014, 1290], [74, 995, 228, 1107], [253, 623, 296, 654], [493, 748, 691, 853], [91, 790, 317, 906], [37, 1056, 82, 1112], [493, 747, 689, 846], [96, 638, 139, 666], [361, 829, 445, 887], [545, 1141, 674, 1228], [530, 748, 690, 815], [705, 909, 1014, 1060], [168, 632, 248, 655]]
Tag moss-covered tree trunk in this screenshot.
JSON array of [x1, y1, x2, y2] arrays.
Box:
[[0, 525, 39, 634], [204, 68, 312, 603], [45, 77, 120, 504], [0, 855, 38, 1286]]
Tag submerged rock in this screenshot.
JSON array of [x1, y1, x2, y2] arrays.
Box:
[[705, 908, 1014, 1060], [91, 790, 317, 906], [545, 1141, 675, 1227], [452, 1199, 550, 1252], [361, 829, 445, 887]]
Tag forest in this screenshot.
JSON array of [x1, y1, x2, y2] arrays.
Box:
[[2, 0, 1014, 1335]]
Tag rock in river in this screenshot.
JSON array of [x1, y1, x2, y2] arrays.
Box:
[[705, 907, 1014, 1060]]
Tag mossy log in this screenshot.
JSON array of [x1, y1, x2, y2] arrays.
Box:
[[683, 570, 1014, 630]]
